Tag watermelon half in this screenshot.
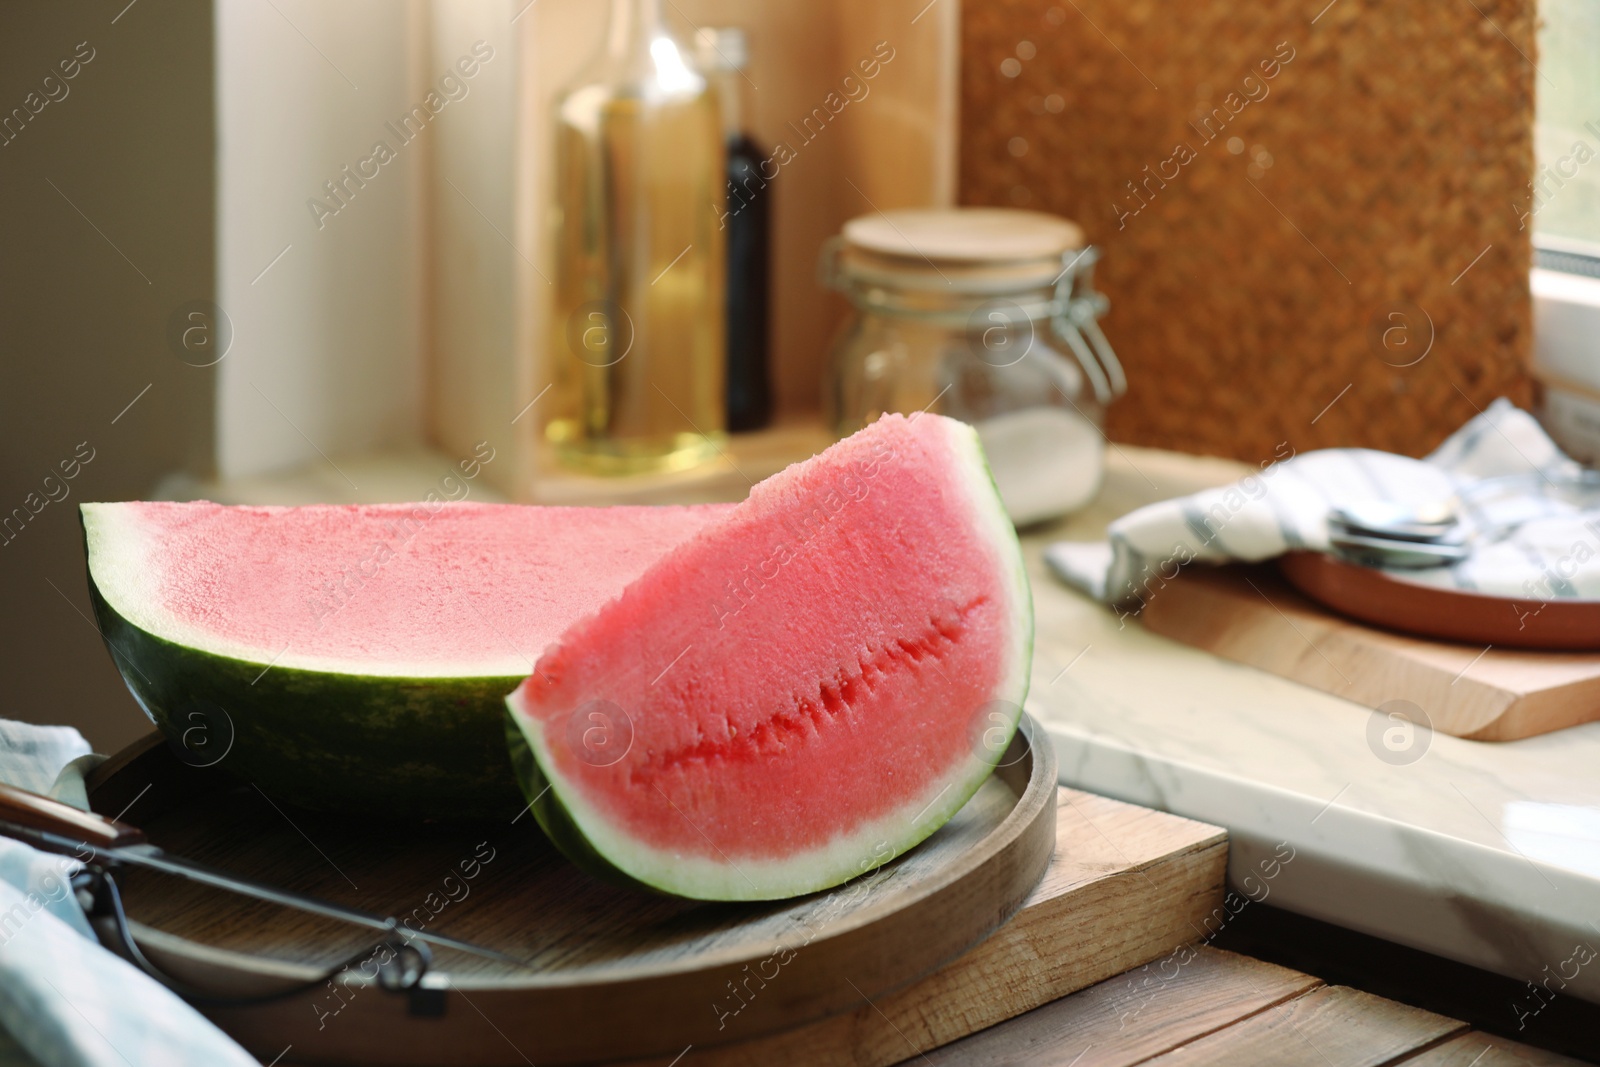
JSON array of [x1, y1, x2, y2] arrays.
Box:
[[506, 413, 1032, 900], [81, 500, 729, 817]]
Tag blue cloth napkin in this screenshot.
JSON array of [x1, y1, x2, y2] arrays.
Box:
[[0, 721, 260, 1067]]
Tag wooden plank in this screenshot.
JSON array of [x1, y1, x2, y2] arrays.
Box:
[[616, 788, 1228, 1066], [1398, 1031, 1593, 1066], [1137, 565, 1600, 741], [1137, 986, 1467, 1067], [913, 947, 1320, 1066]]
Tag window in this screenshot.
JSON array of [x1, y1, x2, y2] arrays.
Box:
[[1532, 0, 1600, 252]]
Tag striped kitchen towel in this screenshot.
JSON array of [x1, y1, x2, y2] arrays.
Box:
[[0, 721, 259, 1067], [1046, 399, 1600, 608]]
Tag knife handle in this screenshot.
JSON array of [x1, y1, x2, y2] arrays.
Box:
[[0, 782, 146, 851]]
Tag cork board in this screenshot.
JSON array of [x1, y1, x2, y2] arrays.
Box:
[[961, 0, 1536, 462]]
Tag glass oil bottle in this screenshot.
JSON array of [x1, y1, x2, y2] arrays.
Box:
[[546, 0, 727, 474]]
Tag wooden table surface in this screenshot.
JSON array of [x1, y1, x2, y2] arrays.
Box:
[[906, 945, 1591, 1067]]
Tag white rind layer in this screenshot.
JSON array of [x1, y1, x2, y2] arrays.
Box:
[[509, 415, 1034, 900], [80, 502, 531, 678]]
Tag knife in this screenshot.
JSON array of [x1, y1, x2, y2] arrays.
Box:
[[0, 781, 526, 969]]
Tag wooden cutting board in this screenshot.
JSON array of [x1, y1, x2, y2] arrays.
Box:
[[1138, 565, 1600, 740], [612, 789, 1228, 1067]]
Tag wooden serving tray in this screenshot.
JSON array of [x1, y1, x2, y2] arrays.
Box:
[[1139, 565, 1600, 740], [85, 720, 1058, 1066]]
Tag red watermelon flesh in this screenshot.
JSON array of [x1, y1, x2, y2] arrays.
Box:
[[86, 501, 731, 677], [81, 500, 731, 817], [506, 413, 1032, 900]]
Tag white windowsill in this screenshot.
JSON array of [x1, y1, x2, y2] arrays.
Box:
[[155, 445, 509, 506], [159, 419, 836, 507], [1532, 262, 1600, 462]]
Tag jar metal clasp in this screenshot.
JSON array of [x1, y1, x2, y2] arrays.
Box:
[[1051, 246, 1126, 407]]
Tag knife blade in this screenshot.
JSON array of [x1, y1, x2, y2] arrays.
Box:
[[0, 781, 526, 970]]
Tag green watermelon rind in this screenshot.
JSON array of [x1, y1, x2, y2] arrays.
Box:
[[503, 416, 1035, 900], [84, 523, 527, 819], [502, 709, 660, 894]]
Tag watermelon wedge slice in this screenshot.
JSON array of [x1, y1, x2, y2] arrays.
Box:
[[81, 500, 729, 816], [505, 413, 1032, 900]]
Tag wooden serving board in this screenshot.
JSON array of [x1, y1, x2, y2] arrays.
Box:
[[1139, 565, 1600, 741], [85, 721, 1061, 1066], [615, 788, 1228, 1067]]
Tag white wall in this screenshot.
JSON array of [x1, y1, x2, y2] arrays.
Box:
[[211, 0, 957, 496], [427, 0, 524, 496], [215, 0, 429, 480]]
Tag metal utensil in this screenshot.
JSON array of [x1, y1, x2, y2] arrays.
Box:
[[1333, 470, 1600, 546], [1328, 529, 1471, 569], [0, 781, 524, 969], [1326, 497, 1470, 568], [1330, 500, 1463, 544]]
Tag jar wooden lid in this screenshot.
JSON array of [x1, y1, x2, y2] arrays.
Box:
[[844, 208, 1084, 262], [837, 208, 1086, 293]]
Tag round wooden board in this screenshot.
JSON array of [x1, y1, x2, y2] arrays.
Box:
[[85, 719, 1056, 1066], [1278, 551, 1600, 650]]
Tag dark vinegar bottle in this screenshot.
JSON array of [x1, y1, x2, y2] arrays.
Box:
[[699, 28, 772, 431]]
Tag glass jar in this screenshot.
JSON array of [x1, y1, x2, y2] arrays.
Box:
[[820, 208, 1124, 525]]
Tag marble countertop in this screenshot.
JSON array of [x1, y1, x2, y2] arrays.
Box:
[[1025, 445, 1600, 1010]]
